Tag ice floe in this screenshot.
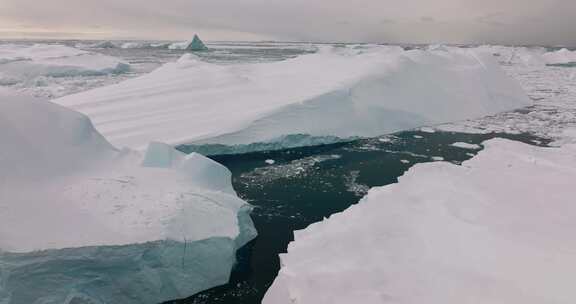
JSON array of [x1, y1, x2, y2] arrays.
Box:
[[0, 89, 256, 304], [264, 138, 576, 304], [54, 46, 531, 150], [451, 142, 482, 150]]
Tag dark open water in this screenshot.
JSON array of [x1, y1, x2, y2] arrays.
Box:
[[168, 130, 549, 304]]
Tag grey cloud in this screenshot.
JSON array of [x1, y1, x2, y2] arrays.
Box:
[[0, 0, 575, 45]]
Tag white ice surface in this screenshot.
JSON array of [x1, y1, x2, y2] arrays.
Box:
[[543, 48, 576, 65], [54, 46, 531, 150], [473, 45, 547, 66], [0, 89, 256, 304], [264, 138, 576, 304], [451, 142, 481, 150], [0, 44, 130, 84]]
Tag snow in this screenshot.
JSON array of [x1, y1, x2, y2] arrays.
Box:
[[264, 138, 576, 304], [543, 48, 576, 66], [0, 44, 130, 84], [54, 46, 531, 150], [451, 142, 482, 150], [0, 89, 256, 304]]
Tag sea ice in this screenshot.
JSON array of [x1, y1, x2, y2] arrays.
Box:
[[543, 48, 576, 66], [0, 44, 130, 84], [186, 34, 209, 51], [54, 46, 531, 150], [0, 89, 256, 304], [264, 138, 576, 304]]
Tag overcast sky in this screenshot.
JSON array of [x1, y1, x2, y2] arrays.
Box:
[[0, 0, 574, 45]]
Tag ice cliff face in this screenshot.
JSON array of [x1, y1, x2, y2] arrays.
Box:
[[264, 138, 576, 304], [54, 46, 531, 150], [0, 89, 256, 304]]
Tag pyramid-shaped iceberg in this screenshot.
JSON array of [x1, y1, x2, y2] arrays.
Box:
[[186, 34, 209, 51]]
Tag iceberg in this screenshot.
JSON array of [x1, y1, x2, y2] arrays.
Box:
[[186, 34, 209, 51], [0, 89, 256, 304], [543, 48, 576, 66], [264, 138, 576, 304], [54, 46, 531, 150], [0, 44, 130, 84]]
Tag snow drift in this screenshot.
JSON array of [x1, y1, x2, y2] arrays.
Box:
[[0, 89, 256, 304], [0, 44, 129, 85], [264, 139, 576, 304], [54, 46, 531, 150]]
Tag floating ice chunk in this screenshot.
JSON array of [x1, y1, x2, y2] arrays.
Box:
[[54, 47, 531, 150], [265, 139, 576, 304], [187, 34, 209, 51], [473, 45, 547, 66], [265, 159, 276, 165], [451, 142, 482, 150], [0, 89, 256, 304], [431, 156, 444, 161], [420, 127, 436, 133]]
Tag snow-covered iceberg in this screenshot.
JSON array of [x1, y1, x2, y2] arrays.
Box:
[[264, 138, 576, 304], [54, 46, 531, 150], [0, 44, 129, 85], [0, 89, 256, 304], [543, 48, 576, 66]]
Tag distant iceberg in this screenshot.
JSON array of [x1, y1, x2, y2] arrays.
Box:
[[264, 138, 576, 304], [54, 46, 531, 150], [0, 44, 129, 85], [187, 34, 209, 51], [0, 89, 256, 304], [168, 35, 209, 51]]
